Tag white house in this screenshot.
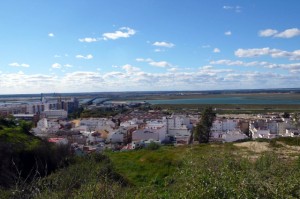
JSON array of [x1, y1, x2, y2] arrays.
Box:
[[211, 119, 239, 132], [222, 130, 248, 142], [107, 127, 128, 143], [165, 115, 192, 140]]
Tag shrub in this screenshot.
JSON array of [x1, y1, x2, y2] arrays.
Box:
[[146, 142, 160, 150]]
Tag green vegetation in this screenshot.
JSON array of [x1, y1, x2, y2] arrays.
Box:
[[152, 104, 300, 114], [194, 106, 216, 143], [146, 141, 160, 150], [2, 140, 300, 198], [80, 107, 127, 118], [0, 117, 71, 191], [107, 146, 183, 187], [1, 115, 300, 198]]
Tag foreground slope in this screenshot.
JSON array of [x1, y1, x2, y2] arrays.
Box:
[[2, 138, 300, 198]]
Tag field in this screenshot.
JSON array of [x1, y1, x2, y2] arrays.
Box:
[[4, 138, 300, 198], [152, 103, 300, 114]]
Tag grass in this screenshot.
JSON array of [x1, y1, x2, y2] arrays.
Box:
[[274, 137, 300, 146], [0, 126, 41, 151], [3, 140, 300, 198], [106, 146, 184, 186]]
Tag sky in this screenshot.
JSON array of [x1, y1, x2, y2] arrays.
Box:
[[1, 0, 300, 94]]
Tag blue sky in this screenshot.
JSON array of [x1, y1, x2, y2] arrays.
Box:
[[1, 0, 300, 94]]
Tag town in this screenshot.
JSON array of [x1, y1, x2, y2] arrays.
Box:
[[1, 95, 299, 155]]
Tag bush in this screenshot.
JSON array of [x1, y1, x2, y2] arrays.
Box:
[[146, 142, 160, 150]]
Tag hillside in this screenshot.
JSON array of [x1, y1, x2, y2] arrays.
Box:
[[0, 117, 70, 194], [2, 138, 299, 198]]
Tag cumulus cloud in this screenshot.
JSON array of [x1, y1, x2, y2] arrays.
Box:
[[259, 28, 300, 38], [122, 64, 141, 73], [152, 41, 175, 48], [76, 54, 93, 60], [210, 59, 300, 72], [136, 58, 172, 67], [102, 27, 136, 40], [259, 29, 278, 37], [149, 61, 171, 68], [225, 31, 232, 36], [52, 63, 61, 69], [167, 67, 179, 72], [9, 62, 30, 67], [199, 66, 233, 75], [48, 33, 54, 37], [78, 37, 99, 43], [1, 68, 300, 93], [275, 28, 300, 38], [213, 48, 221, 53], [235, 47, 300, 60]]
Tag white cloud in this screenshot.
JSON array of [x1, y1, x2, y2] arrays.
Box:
[[225, 31, 232, 36], [76, 54, 93, 60], [223, 5, 241, 12], [78, 37, 99, 43], [167, 67, 179, 72], [136, 58, 153, 62], [1, 68, 300, 94], [102, 27, 136, 40], [9, 62, 30, 67], [235, 47, 300, 60], [223, 6, 234, 10], [48, 33, 54, 37], [199, 66, 233, 75], [136, 58, 172, 68], [202, 45, 211, 48], [122, 64, 141, 73], [259, 29, 278, 37], [149, 61, 171, 68], [259, 28, 300, 38], [154, 48, 165, 53], [64, 64, 73, 68], [275, 28, 300, 38], [210, 59, 300, 72], [210, 59, 261, 67], [152, 41, 175, 48], [213, 48, 220, 53], [52, 63, 61, 69]]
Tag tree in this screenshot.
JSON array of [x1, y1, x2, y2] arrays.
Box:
[[194, 107, 216, 143], [282, 112, 290, 119], [19, 120, 33, 135]]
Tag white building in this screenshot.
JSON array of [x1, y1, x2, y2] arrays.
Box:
[[42, 110, 68, 119], [250, 123, 272, 139], [165, 115, 192, 139], [211, 119, 239, 132], [107, 127, 128, 143], [132, 129, 160, 142], [221, 130, 248, 142]]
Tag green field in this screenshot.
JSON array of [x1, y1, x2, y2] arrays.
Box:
[[151, 103, 300, 114], [6, 138, 299, 199]]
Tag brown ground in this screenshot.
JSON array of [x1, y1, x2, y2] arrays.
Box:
[[234, 141, 300, 161]]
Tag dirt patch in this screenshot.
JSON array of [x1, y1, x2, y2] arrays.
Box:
[[234, 141, 271, 153], [235, 141, 300, 162]]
